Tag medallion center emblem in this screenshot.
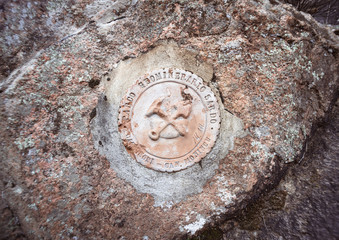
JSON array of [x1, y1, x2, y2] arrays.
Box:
[[118, 68, 220, 172]]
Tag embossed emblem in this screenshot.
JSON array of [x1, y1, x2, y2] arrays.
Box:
[[146, 87, 192, 140], [118, 68, 220, 172]]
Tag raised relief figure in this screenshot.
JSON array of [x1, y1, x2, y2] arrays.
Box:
[[146, 87, 192, 141], [118, 68, 220, 172]]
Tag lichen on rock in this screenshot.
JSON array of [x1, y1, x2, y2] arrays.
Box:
[[0, 0, 338, 239]]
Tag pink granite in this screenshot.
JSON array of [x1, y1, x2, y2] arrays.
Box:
[[0, 0, 338, 239]]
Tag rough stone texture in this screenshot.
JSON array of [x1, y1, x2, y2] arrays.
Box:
[[0, 0, 338, 239], [216, 98, 339, 240], [0, 0, 89, 83], [0, 192, 27, 240]]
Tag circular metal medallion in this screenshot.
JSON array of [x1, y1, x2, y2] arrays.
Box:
[[118, 68, 220, 172]]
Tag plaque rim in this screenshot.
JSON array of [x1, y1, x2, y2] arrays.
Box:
[[118, 68, 221, 172]]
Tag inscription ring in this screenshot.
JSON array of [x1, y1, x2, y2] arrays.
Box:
[[118, 68, 220, 172]]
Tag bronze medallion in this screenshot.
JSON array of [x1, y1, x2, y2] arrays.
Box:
[[118, 68, 220, 172]]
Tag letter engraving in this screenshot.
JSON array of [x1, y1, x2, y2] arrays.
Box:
[[118, 68, 220, 172]]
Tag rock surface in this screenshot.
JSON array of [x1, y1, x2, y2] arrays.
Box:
[[91, 45, 244, 205], [0, 0, 88, 83], [217, 98, 339, 240], [0, 0, 338, 239]]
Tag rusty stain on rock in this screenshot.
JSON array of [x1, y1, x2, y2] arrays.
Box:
[[118, 68, 220, 172]]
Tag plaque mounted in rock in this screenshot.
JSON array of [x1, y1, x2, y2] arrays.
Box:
[[118, 68, 220, 172]]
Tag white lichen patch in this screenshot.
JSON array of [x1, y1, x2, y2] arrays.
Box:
[[28, 203, 38, 211], [13, 186, 23, 195], [250, 140, 276, 162], [254, 125, 270, 138], [180, 214, 207, 235], [14, 136, 35, 150], [215, 175, 237, 204], [217, 189, 236, 205], [210, 202, 226, 216]]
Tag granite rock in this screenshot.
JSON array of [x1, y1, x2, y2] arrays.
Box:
[[218, 98, 339, 240], [0, 0, 338, 239]]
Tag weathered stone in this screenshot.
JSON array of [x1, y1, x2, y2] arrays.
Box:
[[0, 0, 338, 239], [219, 98, 339, 240], [91, 45, 242, 204], [0, 0, 89, 84]]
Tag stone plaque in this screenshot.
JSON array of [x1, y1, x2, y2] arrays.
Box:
[[118, 68, 220, 172]]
